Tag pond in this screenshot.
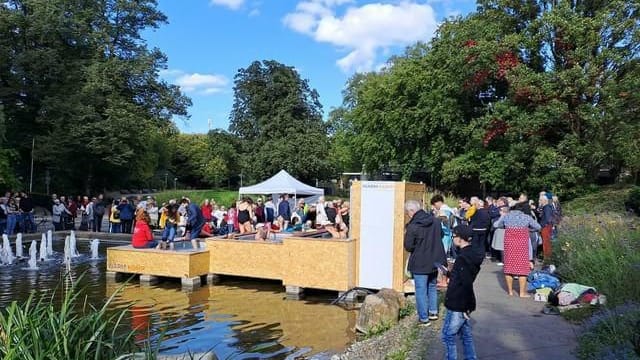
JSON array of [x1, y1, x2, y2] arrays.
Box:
[[0, 236, 356, 359]]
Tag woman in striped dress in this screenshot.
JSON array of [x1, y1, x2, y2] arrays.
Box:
[[493, 202, 541, 297]]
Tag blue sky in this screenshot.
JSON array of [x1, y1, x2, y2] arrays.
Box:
[[143, 0, 477, 133]]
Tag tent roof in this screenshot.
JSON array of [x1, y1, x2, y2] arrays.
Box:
[[239, 170, 324, 195]]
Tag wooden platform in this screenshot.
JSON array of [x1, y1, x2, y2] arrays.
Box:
[[106, 245, 210, 287]]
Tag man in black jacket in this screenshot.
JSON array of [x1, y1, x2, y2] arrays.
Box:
[[442, 224, 480, 360], [404, 200, 446, 326]]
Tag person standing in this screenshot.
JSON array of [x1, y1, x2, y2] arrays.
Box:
[[442, 225, 480, 360], [182, 198, 205, 250], [93, 194, 106, 232], [118, 198, 135, 234], [19, 192, 36, 233], [494, 202, 541, 297], [0, 197, 7, 234], [404, 200, 446, 326], [538, 195, 554, 261], [278, 194, 291, 222]]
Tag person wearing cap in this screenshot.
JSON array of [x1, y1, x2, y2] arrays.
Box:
[[404, 200, 446, 326], [442, 224, 480, 360]]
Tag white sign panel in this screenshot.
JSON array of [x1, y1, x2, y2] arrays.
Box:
[[358, 181, 396, 289]]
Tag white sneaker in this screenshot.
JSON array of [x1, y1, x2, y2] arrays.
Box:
[[497, 262, 504, 266]]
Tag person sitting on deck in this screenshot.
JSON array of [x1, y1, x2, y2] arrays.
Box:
[[131, 208, 157, 249]]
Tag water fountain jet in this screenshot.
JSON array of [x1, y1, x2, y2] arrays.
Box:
[[39, 234, 47, 261], [27, 240, 38, 270], [90, 239, 100, 260], [15, 233, 23, 258], [47, 230, 53, 256], [69, 231, 80, 257], [2, 234, 14, 265]]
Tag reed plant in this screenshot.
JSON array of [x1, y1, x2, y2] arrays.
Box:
[[0, 275, 149, 360]]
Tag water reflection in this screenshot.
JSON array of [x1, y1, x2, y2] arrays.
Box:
[[0, 239, 355, 359], [106, 279, 356, 358]]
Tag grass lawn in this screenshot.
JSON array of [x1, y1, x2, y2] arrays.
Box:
[[154, 189, 238, 207]]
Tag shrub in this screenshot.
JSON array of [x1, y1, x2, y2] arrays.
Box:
[[625, 186, 640, 215], [553, 215, 640, 306]]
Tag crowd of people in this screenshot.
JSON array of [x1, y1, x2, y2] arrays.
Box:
[[0, 191, 37, 235], [404, 190, 563, 360]]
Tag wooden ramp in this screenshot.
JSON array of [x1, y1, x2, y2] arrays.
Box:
[[106, 245, 210, 288]]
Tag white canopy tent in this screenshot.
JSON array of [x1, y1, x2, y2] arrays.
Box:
[[238, 170, 324, 196]]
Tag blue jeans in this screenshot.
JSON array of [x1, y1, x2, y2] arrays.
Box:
[[441, 310, 477, 360], [110, 222, 121, 233], [162, 224, 176, 242], [413, 272, 439, 321], [7, 214, 17, 235]]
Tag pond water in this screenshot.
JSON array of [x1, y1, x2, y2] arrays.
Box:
[[0, 237, 356, 359]]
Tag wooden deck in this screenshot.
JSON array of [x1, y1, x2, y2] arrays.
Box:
[[106, 245, 210, 287]]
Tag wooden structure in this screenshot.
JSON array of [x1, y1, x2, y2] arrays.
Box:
[[206, 236, 355, 293], [105, 181, 424, 294], [106, 246, 210, 287], [349, 181, 425, 293]]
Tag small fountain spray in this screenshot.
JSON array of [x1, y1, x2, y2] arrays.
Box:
[[46, 230, 53, 256], [2, 234, 14, 265], [63, 235, 71, 265], [39, 234, 47, 261], [69, 231, 80, 257], [90, 239, 100, 260], [15, 233, 23, 258], [27, 240, 38, 270]]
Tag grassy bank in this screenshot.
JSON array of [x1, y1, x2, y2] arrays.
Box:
[[555, 188, 640, 359], [154, 189, 237, 207]]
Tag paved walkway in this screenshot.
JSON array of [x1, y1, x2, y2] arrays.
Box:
[[422, 260, 580, 360]]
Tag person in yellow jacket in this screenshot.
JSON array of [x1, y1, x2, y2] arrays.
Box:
[[109, 200, 121, 233]]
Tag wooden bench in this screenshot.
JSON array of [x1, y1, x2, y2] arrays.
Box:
[[106, 245, 210, 288]]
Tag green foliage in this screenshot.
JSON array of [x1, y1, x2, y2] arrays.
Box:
[[154, 189, 237, 208], [362, 321, 393, 339], [625, 187, 640, 214], [398, 301, 416, 319], [334, 1, 640, 196], [385, 326, 418, 360], [576, 308, 640, 360], [171, 134, 229, 187], [229, 60, 331, 184], [563, 186, 631, 215], [0, 278, 145, 359], [554, 215, 640, 307], [0, 0, 190, 193]]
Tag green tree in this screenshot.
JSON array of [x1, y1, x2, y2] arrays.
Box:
[[0, 0, 190, 194], [170, 133, 228, 188], [337, 0, 640, 196], [229, 60, 330, 184]]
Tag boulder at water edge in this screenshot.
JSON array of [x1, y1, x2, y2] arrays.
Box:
[[355, 288, 404, 334]]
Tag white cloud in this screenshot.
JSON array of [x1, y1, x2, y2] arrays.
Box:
[[283, 1, 438, 72], [210, 0, 244, 10], [160, 70, 229, 95]]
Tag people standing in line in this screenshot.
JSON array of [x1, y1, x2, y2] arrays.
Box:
[[278, 194, 291, 222], [493, 201, 541, 297], [201, 199, 213, 225], [538, 195, 554, 261], [52, 198, 70, 231], [109, 200, 121, 233], [93, 194, 106, 232], [264, 196, 276, 224], [6, 197, 19, 235], [404, 200, 446, 326], [18, 192, 35, 233], [118, 198, 135, 234], [465, 197, 491, 265], [442, 224, 480, 360]]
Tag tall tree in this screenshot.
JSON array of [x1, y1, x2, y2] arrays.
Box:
[[0, 0, 190, 194], [337, 0, 640, 196], [229, 60, 330, 183]]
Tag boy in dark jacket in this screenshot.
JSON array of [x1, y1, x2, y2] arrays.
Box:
[[442, 224, 480, 360]]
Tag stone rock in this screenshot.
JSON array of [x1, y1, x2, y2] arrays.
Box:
[[355, 288, 403, 334]]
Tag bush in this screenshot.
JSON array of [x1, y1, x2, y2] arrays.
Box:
[[625, 187, 640, 215], [553, 215, 640, 306], [0, 277, 150, 360]]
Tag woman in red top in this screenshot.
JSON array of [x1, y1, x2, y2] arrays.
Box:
[[132, 208, 158, 249], [201, 199, 213, 223]]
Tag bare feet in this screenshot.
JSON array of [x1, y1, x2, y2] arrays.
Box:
[[508, 291, 515, 296], [519, 293, 529, 298]]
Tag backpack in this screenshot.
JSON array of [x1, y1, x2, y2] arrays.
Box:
[[95, 202, 105, 216]]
